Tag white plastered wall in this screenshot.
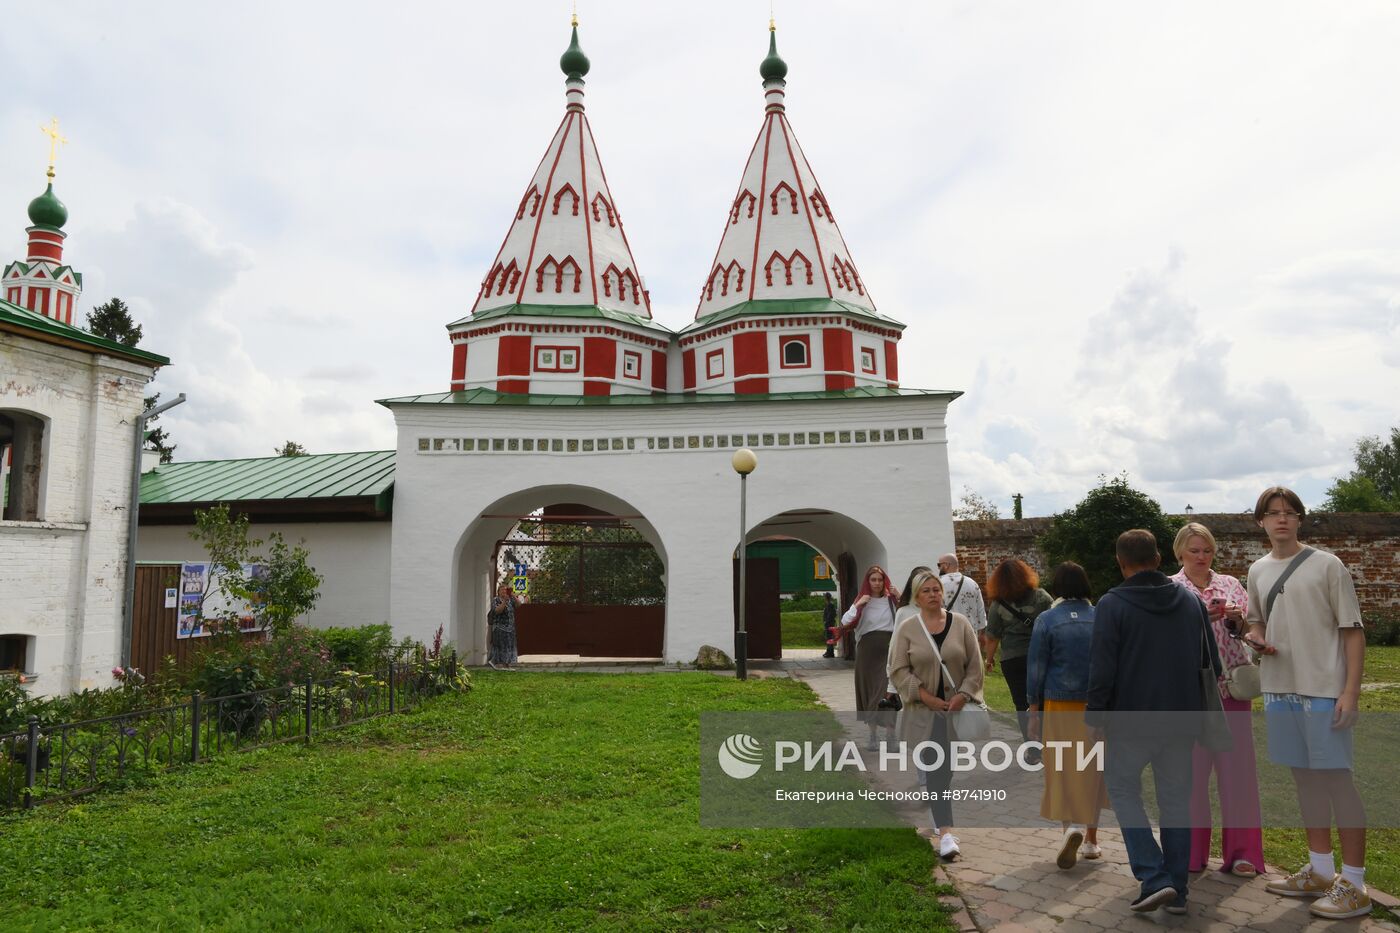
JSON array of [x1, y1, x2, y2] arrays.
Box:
[[136, 520, 393, 629], [387, 393, 957, 663]]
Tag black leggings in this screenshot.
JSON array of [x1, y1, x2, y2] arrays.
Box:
[[1000, 655, 1030, 742]]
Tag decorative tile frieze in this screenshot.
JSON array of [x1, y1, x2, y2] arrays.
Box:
[[416, 425, 927, 456]]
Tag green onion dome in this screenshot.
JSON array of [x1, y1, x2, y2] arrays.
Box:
[[28, 183, 67, 229], [759, 26, 788, 82], [560, 23, 591, 80]]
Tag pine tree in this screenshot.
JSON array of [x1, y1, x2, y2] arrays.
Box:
[[85, 298, 143, 346], [276, 441, 309, 457]]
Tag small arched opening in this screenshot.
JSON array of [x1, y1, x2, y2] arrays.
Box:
[[735, 507, 887, 660], [0, 408, 48, 522]]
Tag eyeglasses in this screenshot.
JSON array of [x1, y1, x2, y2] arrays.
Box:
[[1263, 510, 1301, 519]]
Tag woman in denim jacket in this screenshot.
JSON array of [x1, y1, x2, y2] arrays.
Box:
[[1027, 562, 1108, 869]]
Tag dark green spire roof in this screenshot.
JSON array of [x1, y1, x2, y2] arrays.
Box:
[[759, 24, 787, 82], [28, 182, 67, 229], [560, 21, 590, 80]]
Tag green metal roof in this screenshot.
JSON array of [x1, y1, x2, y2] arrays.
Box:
[[448, 302, 673, 335], [0, 296, 169, 366], [140, 450, 395, 505], [681, 298, 905, 336], [378, 386, 959, 408]]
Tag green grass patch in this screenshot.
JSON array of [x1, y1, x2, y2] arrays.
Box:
[[781, 610, 830, 649], [0, 673, 955, 931]]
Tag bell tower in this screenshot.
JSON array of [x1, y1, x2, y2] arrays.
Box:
[[3, 118, 83, 325]]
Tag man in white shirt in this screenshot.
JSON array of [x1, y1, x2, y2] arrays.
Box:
[[938, 553, 989, 661]]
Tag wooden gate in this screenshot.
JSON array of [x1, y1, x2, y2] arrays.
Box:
[[496, 517, 665, 658]]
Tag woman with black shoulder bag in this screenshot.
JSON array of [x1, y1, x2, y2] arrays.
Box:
[[985, 559, 1053, 763]]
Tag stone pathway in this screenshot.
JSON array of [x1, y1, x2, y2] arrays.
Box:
[[790, 665, 1400, 932]]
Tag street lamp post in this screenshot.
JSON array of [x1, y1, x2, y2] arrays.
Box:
[[732, 447, 757, 681]]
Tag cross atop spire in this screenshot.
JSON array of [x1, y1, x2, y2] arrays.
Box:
[[40, 117, 68, 181]]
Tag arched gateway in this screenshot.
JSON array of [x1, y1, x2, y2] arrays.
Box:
[[378, 21, 961, 663], [451, 486, 668, 660]]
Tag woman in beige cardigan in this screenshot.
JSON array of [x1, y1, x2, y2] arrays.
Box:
[[889, 569, 986, 861]]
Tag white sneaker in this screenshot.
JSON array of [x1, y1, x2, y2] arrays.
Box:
[[1056, 827, 1084, 869], [939, 832, 961, 861], [1080, 842, 1102, 860]]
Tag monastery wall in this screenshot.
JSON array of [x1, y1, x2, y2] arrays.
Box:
[[137, 521, 393, 630], [1, 333, 152, 694], [953, 513, 1400, 615]]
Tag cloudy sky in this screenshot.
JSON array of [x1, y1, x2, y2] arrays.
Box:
[[3, 1, 1397, 516]]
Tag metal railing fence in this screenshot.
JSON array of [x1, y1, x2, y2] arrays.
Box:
[[1, 657, 461, 811]]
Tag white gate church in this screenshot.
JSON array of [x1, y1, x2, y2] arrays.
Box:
[[379, 20, 961, 663]]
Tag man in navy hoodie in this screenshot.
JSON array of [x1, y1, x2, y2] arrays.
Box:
[[1086, 529, 1222, 915]]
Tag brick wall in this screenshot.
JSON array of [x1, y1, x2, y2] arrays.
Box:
[[953, 513, 1400, 616]]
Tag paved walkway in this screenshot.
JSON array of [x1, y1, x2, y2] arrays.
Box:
[[790, 665, 1400, 932]]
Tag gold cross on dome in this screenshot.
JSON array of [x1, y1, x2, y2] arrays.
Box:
[[40, 117, 68, 179]]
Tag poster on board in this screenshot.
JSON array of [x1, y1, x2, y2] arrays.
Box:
[[176, 562, 209, 639], [175, 562, 267, 638]]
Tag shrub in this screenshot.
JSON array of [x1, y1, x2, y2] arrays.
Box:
[[321, 624, 395, 672], [1, 674, 32, 734], [783, 594, 832, 613], [1364, 611, 1400, 647]]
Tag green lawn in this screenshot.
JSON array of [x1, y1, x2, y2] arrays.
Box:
[[781, 610, 829, 649], [0, 674, 955, 932]]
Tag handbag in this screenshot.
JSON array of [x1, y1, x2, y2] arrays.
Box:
[[1224, 657, 1261, 701], [1198, 611, 1234, 752], [918, 611, 992, 741]]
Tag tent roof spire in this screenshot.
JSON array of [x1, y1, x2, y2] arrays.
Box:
[[465, 17, 655, 324], [689, 22, 889, 326]]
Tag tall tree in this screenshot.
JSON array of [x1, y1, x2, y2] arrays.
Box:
[[276, 441, 310, 457], [1322, 426, 1400, 511], [1037, 474, 1179, 598], [85, 297, 143, 346]]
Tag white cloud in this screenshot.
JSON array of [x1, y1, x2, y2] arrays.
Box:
[[0, 1, 1396, 512]]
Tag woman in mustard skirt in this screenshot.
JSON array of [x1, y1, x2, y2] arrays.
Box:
[[1027, 562, 1108, 869]]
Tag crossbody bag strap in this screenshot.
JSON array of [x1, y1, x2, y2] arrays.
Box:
[[917, 610, 959, 698], [996, 598, 1032, 622], [1264, 546, 1316, 621], [946, 576, 966, 608]]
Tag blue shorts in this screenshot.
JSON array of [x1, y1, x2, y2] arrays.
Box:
[[1263, 693, 1353, 770]]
